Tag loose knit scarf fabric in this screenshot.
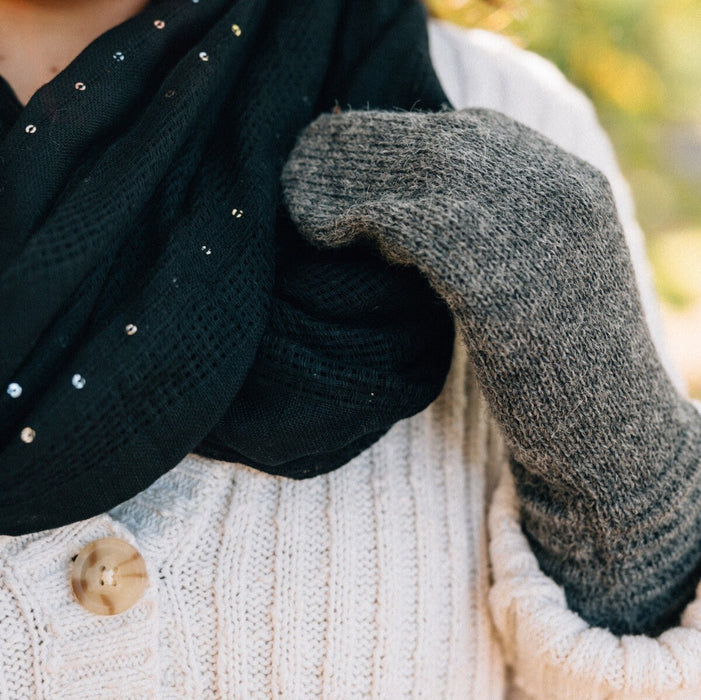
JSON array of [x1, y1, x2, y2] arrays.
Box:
[[0, 0, 455, 535]]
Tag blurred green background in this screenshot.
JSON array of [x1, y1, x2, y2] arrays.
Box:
[[427, 0, 701, 396]]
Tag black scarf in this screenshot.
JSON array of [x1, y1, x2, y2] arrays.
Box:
[[0, 0, 454, 535]]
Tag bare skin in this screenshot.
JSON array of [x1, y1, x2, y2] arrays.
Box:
[[0, 0, 149, 106]]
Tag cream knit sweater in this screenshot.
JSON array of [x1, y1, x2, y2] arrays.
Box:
[[2, 21, 700, 700]]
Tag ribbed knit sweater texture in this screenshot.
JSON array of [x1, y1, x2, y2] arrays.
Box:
[[2, 22, 701, 700]]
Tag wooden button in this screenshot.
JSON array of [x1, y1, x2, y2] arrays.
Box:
[[70, 537, 148, 615]]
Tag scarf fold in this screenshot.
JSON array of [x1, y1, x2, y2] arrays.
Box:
[[0, 0, 454, 535]]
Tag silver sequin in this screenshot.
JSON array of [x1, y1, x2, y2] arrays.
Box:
[[20, 427, 36, 444], [154, 19, 165, 29], [231, 24, 242, 36], [231, 208, 243, 218], [201, 245, 212, 255], [72, 373, 86, 389], [25, 124, 36, 134], [6, 382, 22, 398], [75, 82, 86, 91], [165, 89, 176, 98], [199, 51, 209, 61], [113, 51, 125, 61], [125, 323, 138, 336]]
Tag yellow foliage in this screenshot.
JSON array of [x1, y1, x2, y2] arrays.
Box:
[[648, 228, 701, 307], [569, 39, 665, 115], [425, 0, 521, 32]]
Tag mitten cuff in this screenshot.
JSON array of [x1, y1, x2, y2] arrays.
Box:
[[488, 465, 701, 700]]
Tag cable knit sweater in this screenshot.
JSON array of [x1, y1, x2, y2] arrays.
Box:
[[2, 21, 701, 700]]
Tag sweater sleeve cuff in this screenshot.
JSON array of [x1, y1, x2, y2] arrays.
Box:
[[488, 465, 701, 699]]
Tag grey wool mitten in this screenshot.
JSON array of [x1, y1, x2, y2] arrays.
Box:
[[280, 107, 701, 636]]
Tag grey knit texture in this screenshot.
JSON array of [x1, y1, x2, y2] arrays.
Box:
[[280, 107, 701, 636]]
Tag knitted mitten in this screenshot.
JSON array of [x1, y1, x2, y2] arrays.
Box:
[[280, 107, 701, 636]]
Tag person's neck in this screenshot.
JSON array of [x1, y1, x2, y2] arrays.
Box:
[[0, 0, 150, 106]]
